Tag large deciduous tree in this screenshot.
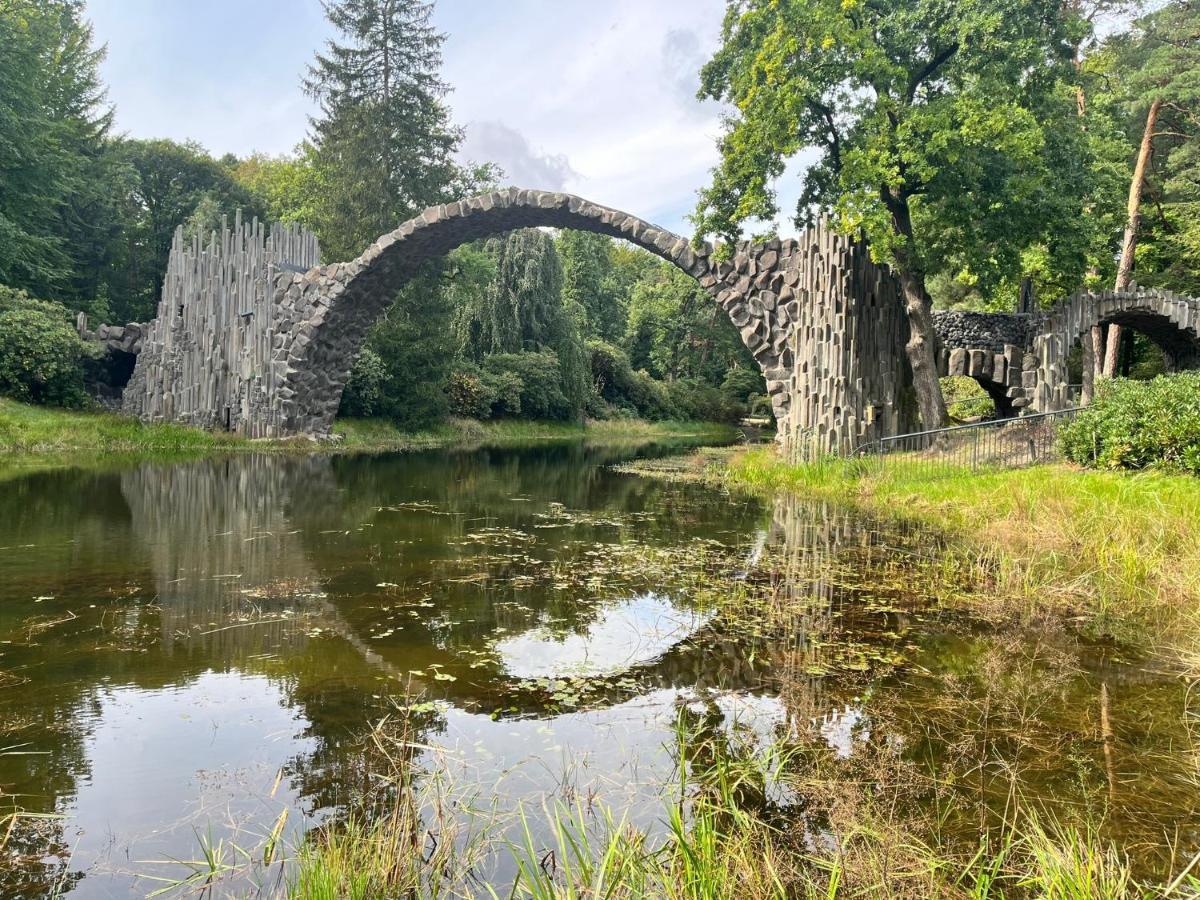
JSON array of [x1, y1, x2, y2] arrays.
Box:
[[693, 0, 1091, 429]]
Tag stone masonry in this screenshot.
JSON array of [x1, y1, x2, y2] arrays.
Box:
[[118, 189, 1200, 449], [123, 189, 917, 453]]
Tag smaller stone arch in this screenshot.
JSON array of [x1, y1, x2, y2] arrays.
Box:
[[932, 311, 1036, 418], [1030, 287, 1200, 412]]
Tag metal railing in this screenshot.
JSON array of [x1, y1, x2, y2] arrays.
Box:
[[856, 407, 1082, 475]]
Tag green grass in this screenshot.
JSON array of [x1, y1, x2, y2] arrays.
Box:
[[0, 397, 737, 456], [0, 397, 254, 454], [332, 415, 738, 451], [721, 447, 1200, 648], [160, 709, 1200, 898]]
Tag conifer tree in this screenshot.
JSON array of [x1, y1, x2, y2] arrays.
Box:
[[304, 0, 461, 260]]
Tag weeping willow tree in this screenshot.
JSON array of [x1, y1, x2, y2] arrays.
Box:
[[453, 229, 589, 417]]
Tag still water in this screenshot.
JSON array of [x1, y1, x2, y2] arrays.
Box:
[[0, 440, 1196, 896]]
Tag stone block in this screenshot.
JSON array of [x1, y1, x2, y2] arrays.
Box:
[[948, 348, 967, 377]]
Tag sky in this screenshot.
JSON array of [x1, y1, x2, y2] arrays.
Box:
[[84, 0, 807, 237]]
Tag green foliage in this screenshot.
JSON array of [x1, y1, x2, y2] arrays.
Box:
[[453, 230, 588, 419], [559, 230, 630, 343], [941, 376, 996, 420], [339, 347, 387, 418], [624, 263, 760, 388], [362, 270, 455, 428], [0, 0, 114, 308], [232, 146, 325, 230], [586, 339, 746, 424], [0, 286, 94, 407], [692, 0, 1100, 324], [446, 366, 522, 419], [1106, 1, 1200, 296], [303, 0, 461, 260], [107, 139, 266, 322], [1060, 373, 1200, 473], [482, 352, 573, 420]]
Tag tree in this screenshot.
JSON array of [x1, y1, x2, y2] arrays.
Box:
[[693, 0, 1092, 429], [232, 145, 326, 231], [304, 0, 461, 260], [0, 0, 115, 306], [1099, 1, 1200, 374], [559, 230, 626, 343], [103, 139, 265, 322]]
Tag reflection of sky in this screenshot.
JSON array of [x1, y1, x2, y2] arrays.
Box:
[[493, 592, 711, 678], [818, 705, 868, 759], [63, 672, 315, 898]]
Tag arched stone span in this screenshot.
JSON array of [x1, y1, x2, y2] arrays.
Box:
[[1030, 287, 1200, 411], [273, 190, 725, 434], [122, 189, 920, 452], [269, 188, 918, 446]]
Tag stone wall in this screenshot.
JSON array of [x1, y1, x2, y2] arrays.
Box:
[[932, 311, 1034, 354], [76, 313, 148, 355]]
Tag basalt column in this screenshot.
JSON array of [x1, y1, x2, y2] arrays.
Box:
[[745, 222, 916, 456]]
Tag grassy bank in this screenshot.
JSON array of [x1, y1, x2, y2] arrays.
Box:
[[714, 448, 1200, 648], [0, 398, 736, 456], [332, 415, 738, 452]]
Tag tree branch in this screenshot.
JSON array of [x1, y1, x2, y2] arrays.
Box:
[[905, 43, 959, 103]]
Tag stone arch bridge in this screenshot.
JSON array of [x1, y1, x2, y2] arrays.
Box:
[[108, 188, 1200, 452]]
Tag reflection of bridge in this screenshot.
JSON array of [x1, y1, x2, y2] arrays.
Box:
[[108, 190, 1199, 452]]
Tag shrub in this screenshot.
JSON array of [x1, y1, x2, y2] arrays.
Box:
[[1059, 372, 1200, 474], [446, 370, 489, 419], [0, 286, 95, 407], [484, 352, 573, 420], [666, 378, 743, 423], [941, 375, 995, 420], [339, 347, 387, 418], [447, 366, 523, 419]]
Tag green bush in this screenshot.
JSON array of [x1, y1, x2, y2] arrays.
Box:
[[447, 365, 524, 419], [484, 352, 573, 420], [339, 347, 387, 418], [941, 375, 995, 420], [0, 286, 95, 407], [1059, 373, 1200, 473]]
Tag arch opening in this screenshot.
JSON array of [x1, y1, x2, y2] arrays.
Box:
[[273, 190, 799, 438], [1031, 289, 1200, 412]]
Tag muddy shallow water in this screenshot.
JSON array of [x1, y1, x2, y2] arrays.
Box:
[[0, 441, 1195, 897]]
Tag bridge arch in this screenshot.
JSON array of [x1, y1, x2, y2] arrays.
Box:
[[123, 189, 920, 451], [273, 189, 735, 434], [1030, 288, 1200, 411]]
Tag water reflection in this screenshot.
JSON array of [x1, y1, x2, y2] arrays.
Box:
[[0, 444, 1195, 896]]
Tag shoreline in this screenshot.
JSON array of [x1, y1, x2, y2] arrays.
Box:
[[0, 398, 742, 459]]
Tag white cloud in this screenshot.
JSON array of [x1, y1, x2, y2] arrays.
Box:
[[85, 0, 811, 239], [459, 121, 575, 190]]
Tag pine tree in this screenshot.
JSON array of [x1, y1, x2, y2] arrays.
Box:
[[304, 0, 461, 260], [0, 0, 114, 302]]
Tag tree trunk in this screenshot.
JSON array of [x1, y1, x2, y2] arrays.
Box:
[[896, 268, 948, 431], [887, 194, 947, 431], [1105, 97, 1162, 378]]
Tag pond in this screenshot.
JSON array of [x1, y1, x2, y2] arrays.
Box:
[[0, 440, 1196, 896]]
